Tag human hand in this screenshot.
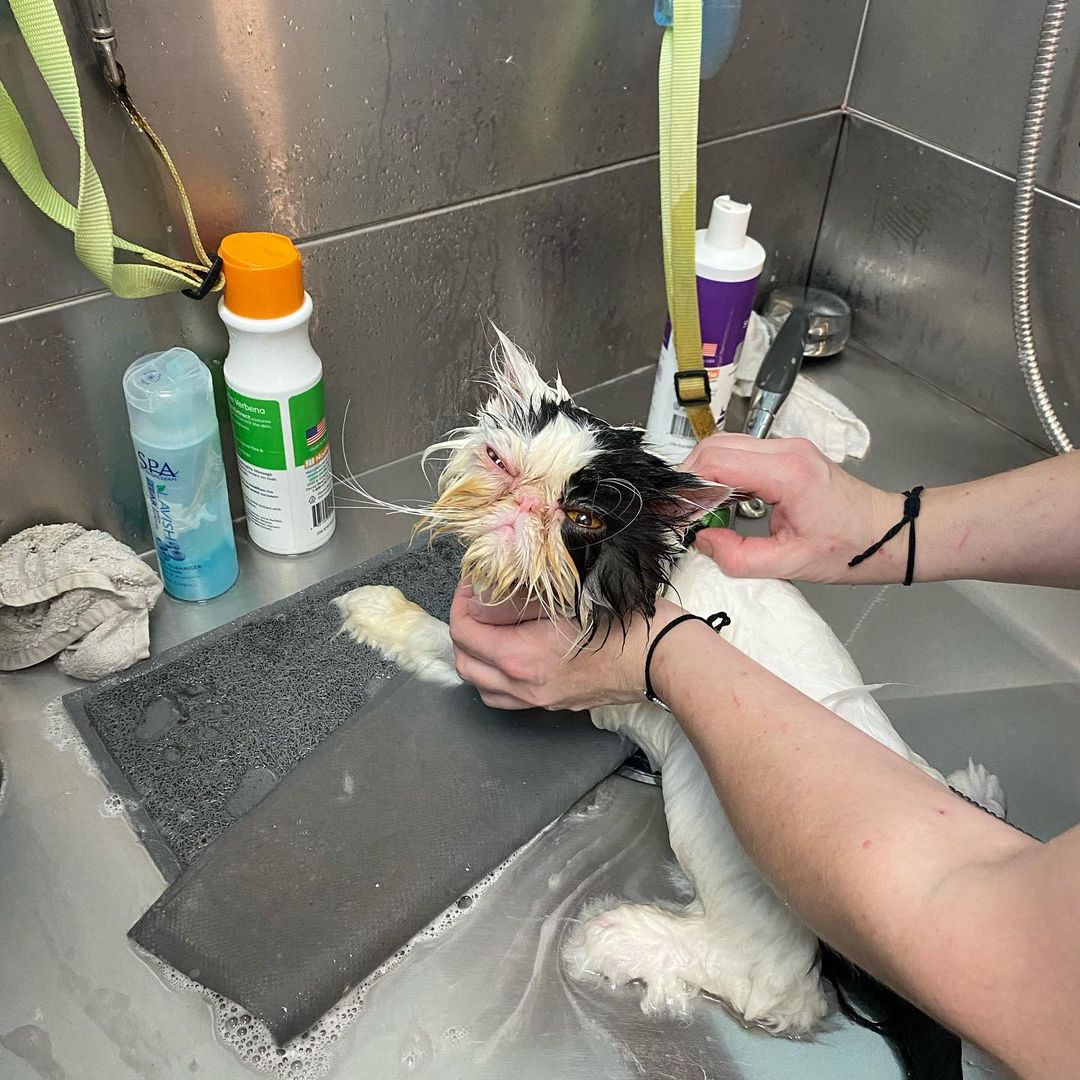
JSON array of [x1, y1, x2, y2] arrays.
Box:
[[448, 580, 683, 710], [682, 434, 903, 584]]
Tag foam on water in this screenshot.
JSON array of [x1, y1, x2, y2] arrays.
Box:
[[42, 696, 99, 776], [843, 584, 892, 647], [43, 698, 144, 821], [137, 831, 544, 1078], [98, 792, 142, 819]]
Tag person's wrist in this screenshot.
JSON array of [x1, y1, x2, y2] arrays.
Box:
[[849, 486, 911, 584], [640, 599, 712, 706], [621, 599, 681, 700]]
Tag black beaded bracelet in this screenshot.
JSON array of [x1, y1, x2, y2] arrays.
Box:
[[644, 610, 731, 711], [847, 486, 924, 587]]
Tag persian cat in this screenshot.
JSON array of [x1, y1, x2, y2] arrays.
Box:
[[334, 331, 1004, 1055]]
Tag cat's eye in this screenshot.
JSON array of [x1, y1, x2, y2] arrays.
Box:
[[565, 507, 604, 531], [486, 446, 508, 471]]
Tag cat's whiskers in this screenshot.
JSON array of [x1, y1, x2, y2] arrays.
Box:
[[331, 398, 449, 519], [337, 329, 737, 648], [596, 477, 644, 519]]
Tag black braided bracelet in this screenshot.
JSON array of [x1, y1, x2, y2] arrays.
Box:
[[848, 486, 924, 587], [644, 610, 731, 710]]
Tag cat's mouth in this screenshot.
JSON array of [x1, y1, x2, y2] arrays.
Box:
[[457, 525, 581, 622]]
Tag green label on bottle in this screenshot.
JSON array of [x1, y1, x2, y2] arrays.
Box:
[[226, 388, 286, 471], [289, 380, 329, 467]]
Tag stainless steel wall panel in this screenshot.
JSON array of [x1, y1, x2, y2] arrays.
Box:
[[1, 115, 840, 547], [812, 117, 1080, 448], [0, 0, 196, 315], [698, 0, 864, 139], [849, 0, 1080, 202], [2, 0, 860, 314], [310, 115, 841, 475]]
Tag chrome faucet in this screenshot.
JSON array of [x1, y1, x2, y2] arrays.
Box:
[[737, 305, 810, 517], [744, 306, 810, 439]]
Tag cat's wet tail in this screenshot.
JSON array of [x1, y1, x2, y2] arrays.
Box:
[[818, 944, 962, 1080]]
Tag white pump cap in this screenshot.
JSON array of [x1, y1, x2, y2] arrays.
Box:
[[696, 194, 766, 282], [705, 195, 751, 251]]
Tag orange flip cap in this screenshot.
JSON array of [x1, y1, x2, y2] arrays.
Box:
[[219, 232, 305, 319]]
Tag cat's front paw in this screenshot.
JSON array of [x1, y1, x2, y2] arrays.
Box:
[[334, 584, 415, 647], [333, 585, 461, 687]]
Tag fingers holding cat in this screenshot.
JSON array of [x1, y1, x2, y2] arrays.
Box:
[[449, 581, 680, 711], [682, 434, 902, 584], [457, 579, 545, 625]]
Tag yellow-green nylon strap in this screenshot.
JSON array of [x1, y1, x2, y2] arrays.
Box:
[[659, 0, 715, 441], [0, 0, 205, 297]]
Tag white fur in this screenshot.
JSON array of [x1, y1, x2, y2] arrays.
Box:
[[337, 553, 1006, 1036], [573, 551, 948, 1032], [946, 758, 1007, 819]]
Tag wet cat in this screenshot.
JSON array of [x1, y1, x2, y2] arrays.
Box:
[[334, 330, 1004, 1038]]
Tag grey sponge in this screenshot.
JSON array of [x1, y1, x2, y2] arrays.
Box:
[[130, 673, 629, 1043]]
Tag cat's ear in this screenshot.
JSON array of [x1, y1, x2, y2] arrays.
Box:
[[651, 476, 734, 521], [490, 326, 570, 406]]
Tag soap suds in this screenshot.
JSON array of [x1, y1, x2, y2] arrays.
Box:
[[43, 697, 99, 777], [137, 836, 540, 1078]]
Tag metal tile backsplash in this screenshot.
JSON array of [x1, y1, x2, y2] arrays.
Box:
[[0, 113, 841, 549], [812, 118, 1080, 449], [850, 0, 1080, 204], [1, 0, 863, 547], [816, 0, 1080, 450], [2, 0, 863, 315]]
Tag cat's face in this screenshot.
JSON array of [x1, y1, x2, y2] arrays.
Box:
[[420, 331, 731, 630]]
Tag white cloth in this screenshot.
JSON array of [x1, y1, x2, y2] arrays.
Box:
[[735, 312, 870, 463], [0, 523, 162, 681]]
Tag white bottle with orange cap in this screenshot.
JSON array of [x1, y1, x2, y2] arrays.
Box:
[[219, 232, 336, 555]]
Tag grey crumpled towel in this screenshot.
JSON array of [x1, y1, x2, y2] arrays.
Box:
[[0, 523, 163, 681]]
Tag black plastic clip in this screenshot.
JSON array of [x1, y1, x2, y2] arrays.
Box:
[[673, 368, 711, 406], [182, 255, 224, 300]]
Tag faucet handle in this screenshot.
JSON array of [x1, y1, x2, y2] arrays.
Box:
[[743, 305, 810, 440], [736, 305, 810, 519]]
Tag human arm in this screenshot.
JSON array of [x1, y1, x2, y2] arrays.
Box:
[[683, 434, 1080, 588], [449, 587, 1080, 1077], [648, 620, 1075, 1080]]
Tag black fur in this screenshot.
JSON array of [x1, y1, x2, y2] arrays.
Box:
[[556, 419, 716, 633]]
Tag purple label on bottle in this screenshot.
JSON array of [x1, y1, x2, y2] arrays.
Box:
[[662, 275, 760, 371], [700, 275, 759, 368]]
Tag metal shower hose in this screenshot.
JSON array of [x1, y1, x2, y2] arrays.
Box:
[[1012, 0, 1075, 453]]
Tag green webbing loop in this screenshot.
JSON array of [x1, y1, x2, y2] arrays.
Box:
[[0, 0, 216, 298], [659, 0, 715, 442]]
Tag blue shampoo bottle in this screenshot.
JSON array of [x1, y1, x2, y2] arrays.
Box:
[[123, 348, 239, 601]]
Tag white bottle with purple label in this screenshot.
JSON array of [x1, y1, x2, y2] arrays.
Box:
[[646, 195, 766, 464]]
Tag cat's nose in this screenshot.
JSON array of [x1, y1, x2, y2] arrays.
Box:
[[515, 492, 540, 514]]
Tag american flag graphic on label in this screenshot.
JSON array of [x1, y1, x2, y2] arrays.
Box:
[[305, 418, 327, 448]]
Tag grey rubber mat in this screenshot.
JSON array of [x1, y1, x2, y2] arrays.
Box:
[[131, 673, 629, 1044], [63, 537, 465, 881]]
